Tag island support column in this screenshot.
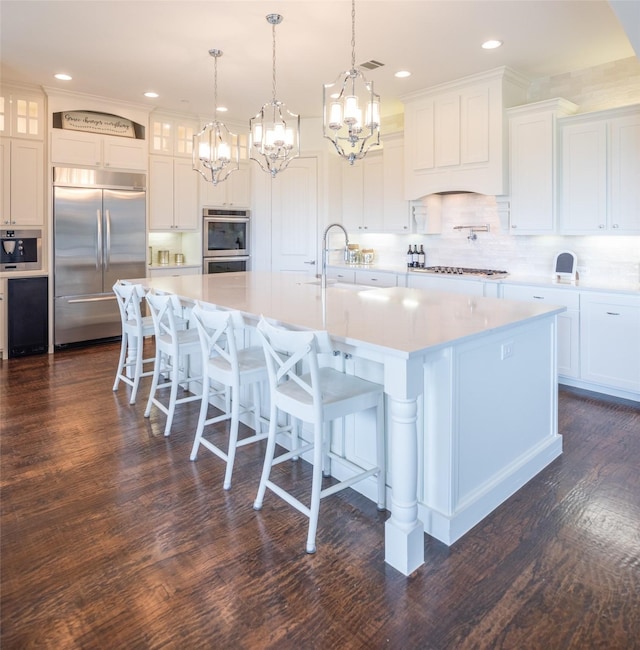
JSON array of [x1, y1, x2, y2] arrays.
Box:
[[383, 355, 425, 575]]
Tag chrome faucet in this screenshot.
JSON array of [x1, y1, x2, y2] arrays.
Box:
[[321, 223, 349, 290]]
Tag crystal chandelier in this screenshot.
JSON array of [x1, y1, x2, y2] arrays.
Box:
[[323, 0, 380, 165], [193, 49, 239, 185], [250, 14, 300, 177]]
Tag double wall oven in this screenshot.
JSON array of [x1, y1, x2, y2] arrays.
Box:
[[202, 208, 250, 274]]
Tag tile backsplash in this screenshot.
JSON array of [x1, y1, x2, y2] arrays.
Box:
[[351, 192, 640, 285]]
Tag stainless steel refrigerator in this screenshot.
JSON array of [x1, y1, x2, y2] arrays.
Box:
[[54, 167, 146, 346]]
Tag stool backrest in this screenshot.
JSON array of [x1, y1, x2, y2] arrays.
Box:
[[191, 305, 238, 377], [257, 317, 332, 407], [113, 282, 145, 327], [145, 291, 184, 346]]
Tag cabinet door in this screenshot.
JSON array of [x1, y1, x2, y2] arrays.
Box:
[[580, 293, 640, 392], [51, 130, 102, 167], [609, 114, 640, 232], [173, 158, 198, 230], [341, 162, 364, 231], [148, 156, 175, 230], [382, 138, 410, 232], [509, 113, 554, 233], [10, 140, 44, 226], [461, 85, 490, 165], [103, 137, 146, 170], [560, 121, 607, 232], [0, 139, 9, 224], [228, 163, 250, 207], [362, 156, 384, 231], [434, 93, 460, 168]]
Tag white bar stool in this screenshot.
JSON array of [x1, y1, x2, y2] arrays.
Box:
[[190, 304, 270, 490], [112, 281, 155, 404], [254, 317, 386, 554], [144, 291, 201, 437]]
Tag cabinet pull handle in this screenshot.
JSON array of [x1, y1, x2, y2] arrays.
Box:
[[533, 295, 544, 299], [606, 311, 620, 316]]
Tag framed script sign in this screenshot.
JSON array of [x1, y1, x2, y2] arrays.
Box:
[[59, 111, 136, 138]]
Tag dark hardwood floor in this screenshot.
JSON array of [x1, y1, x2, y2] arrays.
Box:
[[1, 342, 639, 649]]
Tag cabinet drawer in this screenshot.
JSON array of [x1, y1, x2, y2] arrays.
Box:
[[502, 284, 580, 309], [327, 268, 356, 283], [354, 271, 397, 287]]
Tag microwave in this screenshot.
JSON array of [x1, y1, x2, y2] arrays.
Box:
[[203, 208, 250, 258]]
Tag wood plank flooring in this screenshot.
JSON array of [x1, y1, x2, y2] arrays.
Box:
[[1, 342, 639, 649]]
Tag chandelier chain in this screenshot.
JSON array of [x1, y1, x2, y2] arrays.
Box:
[[272, 21, 277, 102], [351, 0, 356, 70]]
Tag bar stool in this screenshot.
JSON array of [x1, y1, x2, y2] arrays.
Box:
[[254, 317, 386, 554], [112, 282, 155, 404], [144, 291, 201, 437], [190, 304, 269, 490]]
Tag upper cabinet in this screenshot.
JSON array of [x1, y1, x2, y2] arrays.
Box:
[[199, 162, 251, 209], [0, 85, 45, 140], [149, 113, 197, 158], [559, 104, 640, 234], [149, 156, 198, 231], [382, 134, 411, 233], [51, 129, 147, 171], [1, 138, 45, 226], [402, 67, 529, 199], [507, 98, 578, 234]]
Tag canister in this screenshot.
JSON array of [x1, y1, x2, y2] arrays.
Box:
[[174, 253, 185, 265], [347, 244, 360, 265], [157, 250, 170, 265], [361, 249, 375, 265]]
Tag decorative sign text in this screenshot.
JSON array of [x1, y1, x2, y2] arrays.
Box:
[[61, 111, 135, 138]]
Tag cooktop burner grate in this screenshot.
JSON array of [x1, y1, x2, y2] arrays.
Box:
[[418, 266, 509, 277]]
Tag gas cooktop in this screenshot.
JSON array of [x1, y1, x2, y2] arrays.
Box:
[[413, 266, 509, 278]]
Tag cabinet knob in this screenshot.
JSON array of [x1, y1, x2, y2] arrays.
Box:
[[511, 224, 517, 229], [612, 223, 619, 229], [599, 224, 605, 229]]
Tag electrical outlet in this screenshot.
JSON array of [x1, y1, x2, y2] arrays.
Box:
[[577, 265, 587, 277], [501, 341, 514, 360]]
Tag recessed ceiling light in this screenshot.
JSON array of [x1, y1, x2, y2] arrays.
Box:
[[482, 40, 503, 50], [395, 70, 411, 78], [54, 73, 72, 81], [144, 91, 159, 98], [217, 106, 228, 113]]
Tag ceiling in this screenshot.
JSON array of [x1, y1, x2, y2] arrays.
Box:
[[1, 0, 637, 123]]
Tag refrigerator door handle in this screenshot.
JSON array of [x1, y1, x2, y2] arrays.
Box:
[[67, 295, 117, 304], [96, 209, 102, 270], [105, 208, 112, 271]]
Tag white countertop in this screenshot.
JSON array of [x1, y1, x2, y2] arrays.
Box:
[[130, 271, 564, 357]]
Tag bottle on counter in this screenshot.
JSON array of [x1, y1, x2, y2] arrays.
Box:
[[418, 244, 426, 268], [412, 245, 419, 267], [406, 244, 413, 268]]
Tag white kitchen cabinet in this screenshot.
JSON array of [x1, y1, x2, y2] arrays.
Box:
[[149, 113, 197, 157], [559, 104, 640, 234], [149, 156, 198, 231], [0, 137, 44, 226], [382, 135, 411, 232], [0, 85, 45, 139], [199, 162, 251, 209], [51, 129, 147, 171], [580, 291, 640, 394], [507, 99, 577, 234], [327, 268, 356, 284], [501, 284, 580, 378], [407, 273, 486, 296], [147, 265, 200, 278], [342, 152, 384, 232], [403, 67, 528, 199]]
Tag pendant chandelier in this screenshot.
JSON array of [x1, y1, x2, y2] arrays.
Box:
[[322, 0, 380, 165], [250, 14, 300, 177], [193, 49, 239, 185]]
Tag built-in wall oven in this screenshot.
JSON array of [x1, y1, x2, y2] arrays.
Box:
[[203, 208, 250, 273]]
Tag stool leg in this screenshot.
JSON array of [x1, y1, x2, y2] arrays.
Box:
[[129, 334, 143, 404], [306, 419, 324, 554], [164, 361, 180, 437], [254, 402, 278, 510], [223, 381, 240, 490], [144, 348, 162, 418], [190, 376, 210, 461], [113, 330, 128, 392]]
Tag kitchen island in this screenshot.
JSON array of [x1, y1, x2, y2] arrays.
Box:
[[130, 272, 565, 575]]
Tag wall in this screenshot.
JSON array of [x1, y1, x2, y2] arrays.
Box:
[[353, 58, 640, 285]]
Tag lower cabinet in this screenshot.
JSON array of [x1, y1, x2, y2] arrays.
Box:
[[147, 265, 200, 278], [580, 292, 640, 394], [354, 270, 397, 288], [407, 273, 486, 296], [501, 284, 580, 379]]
